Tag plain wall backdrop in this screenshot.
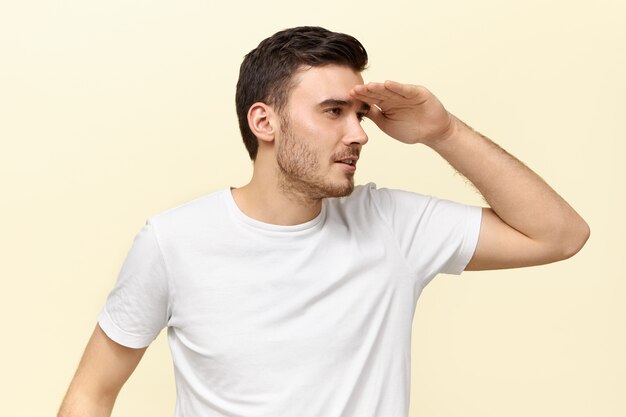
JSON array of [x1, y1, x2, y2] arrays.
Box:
[[1, 1, 624, 416]]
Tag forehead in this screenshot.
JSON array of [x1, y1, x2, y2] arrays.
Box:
[[288, 65, 364, 104]]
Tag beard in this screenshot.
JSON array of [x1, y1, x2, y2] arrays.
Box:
[[275, 115, 355, 201]]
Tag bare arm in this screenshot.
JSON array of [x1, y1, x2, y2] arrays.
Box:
[[351, 81, 590, 270], [58, 324, 146, 417], [431, 116, 590, 269]]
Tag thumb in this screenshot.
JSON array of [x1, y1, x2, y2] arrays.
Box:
[[365, 105, 387, 128]]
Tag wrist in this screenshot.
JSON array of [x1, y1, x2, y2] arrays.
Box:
[[426, 114, 468, 153]]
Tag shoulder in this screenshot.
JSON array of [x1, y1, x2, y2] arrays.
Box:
[[325, 183, 433, 224], [326, 183, 377, 213], [147, 189, 229, 237], [329, 182, 431, 211]]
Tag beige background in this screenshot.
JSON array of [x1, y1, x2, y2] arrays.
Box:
[[1, 1, 624, 416]]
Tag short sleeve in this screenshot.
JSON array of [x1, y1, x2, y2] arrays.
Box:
[[371, 186, 482, 281], [98, 219, 170, 348]]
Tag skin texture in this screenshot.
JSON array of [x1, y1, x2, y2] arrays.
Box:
[[275, 111, 361, 200], [58, 325, 146, 417], [350, 79, 590, 269], [232, 65, 370, 224], [274, 71, 370, 201], [58, 65, 590, 416]]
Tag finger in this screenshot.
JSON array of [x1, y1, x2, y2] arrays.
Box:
[[351, 85, 388, 103], [383, 80, 428, 102], [350, 85, 393, 106], [363, 104, 387, 127], [360, 82, 391, 96]]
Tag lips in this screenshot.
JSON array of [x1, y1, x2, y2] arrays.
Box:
[[337, 158, 357, 166], [333, 151, 359, 166], [334, 154, 359, 173]]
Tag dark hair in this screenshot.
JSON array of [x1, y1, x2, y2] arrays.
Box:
[[235, 26, 368, 160]]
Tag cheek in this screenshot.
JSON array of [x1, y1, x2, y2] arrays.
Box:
[[292, 116, 321, 136], [289, 109, 335, 136], [286, 112, 340, 158]]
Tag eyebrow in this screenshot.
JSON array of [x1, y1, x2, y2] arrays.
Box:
[[319, 98, 371, 114]]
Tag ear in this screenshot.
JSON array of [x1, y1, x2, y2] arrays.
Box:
[[247, 102, 276, 143]]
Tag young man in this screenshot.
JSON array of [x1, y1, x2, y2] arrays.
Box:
[[58, 26, 589, 417]]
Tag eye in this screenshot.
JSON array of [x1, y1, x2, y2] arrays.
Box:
[[356, 112, 367, 122], [325, 107, 341, 117]]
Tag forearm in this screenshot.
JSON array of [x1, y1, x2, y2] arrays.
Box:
[[352, 80, 588, 266], [57, 389, 115, 417], [431, 116, 589, 256]]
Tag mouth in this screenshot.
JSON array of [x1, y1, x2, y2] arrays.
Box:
[[336, 158, 357, 166], [334, 156, 358, 172]]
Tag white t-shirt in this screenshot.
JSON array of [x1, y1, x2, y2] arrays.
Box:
[[98, 183, 482, 417]]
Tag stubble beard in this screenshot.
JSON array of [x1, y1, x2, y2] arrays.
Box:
[[276, 115, 355, 203]]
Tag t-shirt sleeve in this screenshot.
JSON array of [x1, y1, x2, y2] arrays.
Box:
[[98, 219, 170, 348], [371, 185, 482, 282]]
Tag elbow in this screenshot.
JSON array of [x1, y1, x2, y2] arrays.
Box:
[[556, 217, 591, 261]]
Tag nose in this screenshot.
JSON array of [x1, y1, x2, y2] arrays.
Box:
[[343, 117, 369, 146]]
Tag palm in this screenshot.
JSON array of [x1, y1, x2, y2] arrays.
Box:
[[350, 81, 455, 145]]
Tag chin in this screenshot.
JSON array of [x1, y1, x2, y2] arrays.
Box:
[[278, 169, 355, 201], [319, 180, 355, 199]]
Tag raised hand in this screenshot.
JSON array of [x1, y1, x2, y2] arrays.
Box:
[[350, 80, 458, 147]]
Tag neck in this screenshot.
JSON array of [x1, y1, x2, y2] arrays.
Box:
[[231, 169, 323, 226]]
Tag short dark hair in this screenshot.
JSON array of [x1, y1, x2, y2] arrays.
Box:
[[235, 26, 368, 160]]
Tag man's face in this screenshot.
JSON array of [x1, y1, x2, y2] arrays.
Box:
[[274, 65, 370, 200]]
